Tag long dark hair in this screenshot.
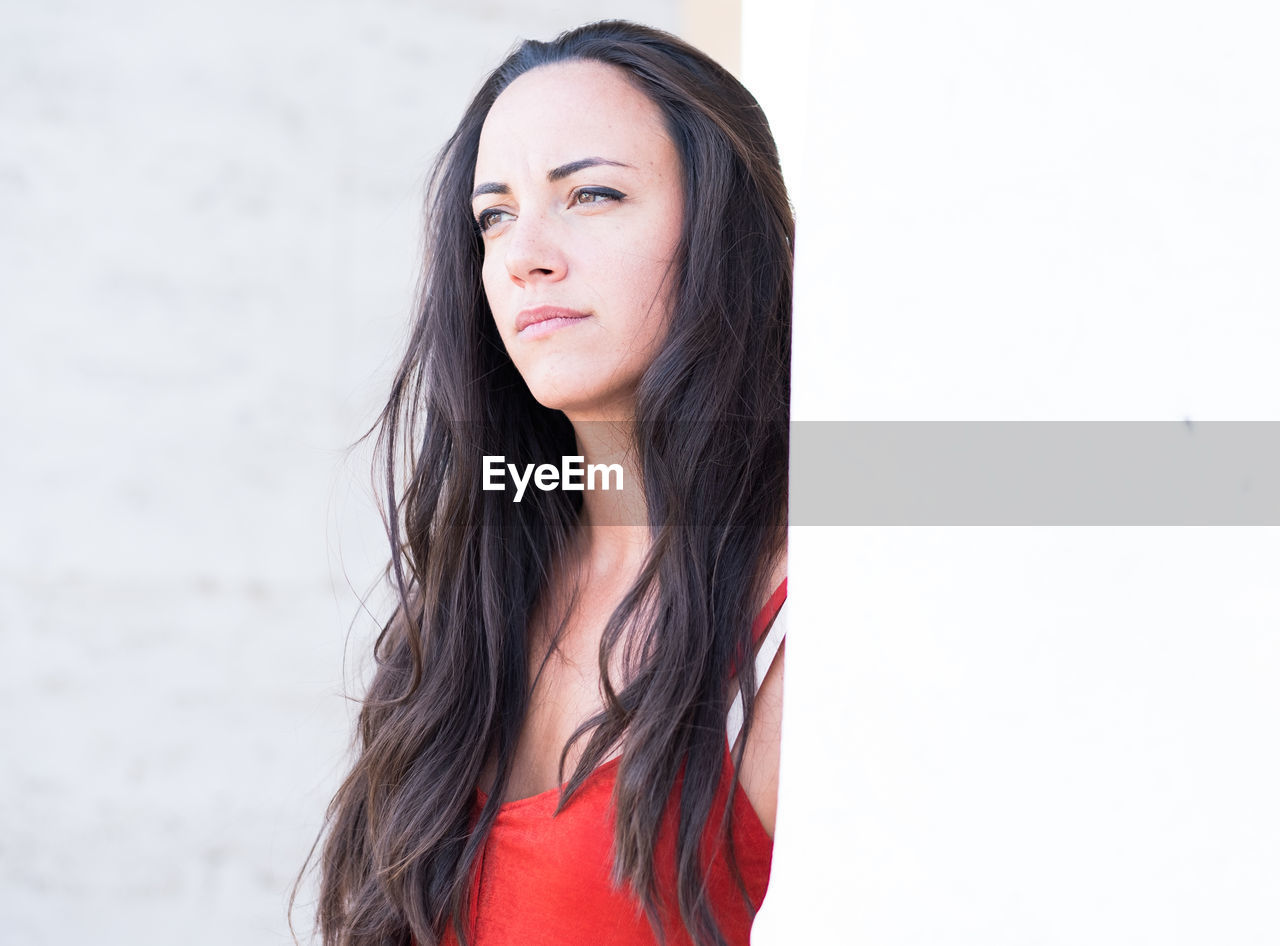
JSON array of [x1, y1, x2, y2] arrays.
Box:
[[302, 20, 792, 946]]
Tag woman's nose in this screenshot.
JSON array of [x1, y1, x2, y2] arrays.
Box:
[[503, 211, 567, 287]]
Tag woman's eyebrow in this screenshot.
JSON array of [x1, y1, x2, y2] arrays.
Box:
[[547, 156, 632, 181], [471, 157, 633, 201]]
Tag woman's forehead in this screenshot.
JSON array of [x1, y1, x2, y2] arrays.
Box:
[[474, 61, 674, 185]]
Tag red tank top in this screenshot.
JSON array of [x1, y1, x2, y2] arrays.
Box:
[[436, 578, 788, 946]]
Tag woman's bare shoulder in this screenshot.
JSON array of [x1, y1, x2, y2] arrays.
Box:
[[735, 543, 788, 837], [737, 638, 785, 838]]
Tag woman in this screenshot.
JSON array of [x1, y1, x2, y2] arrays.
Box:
[[305, 20, 793, 946]]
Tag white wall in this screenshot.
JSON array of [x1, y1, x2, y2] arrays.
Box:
[[0, 3, 679, 944], [746, 2, 1280, 943]]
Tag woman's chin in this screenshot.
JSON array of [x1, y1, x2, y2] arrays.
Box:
[[527, 385, 637, 424]]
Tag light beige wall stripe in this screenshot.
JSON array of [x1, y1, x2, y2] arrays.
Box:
[[681, 0, 742, 76]]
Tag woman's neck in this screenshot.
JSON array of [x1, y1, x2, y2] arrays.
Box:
[[568, 416, 651, 554]]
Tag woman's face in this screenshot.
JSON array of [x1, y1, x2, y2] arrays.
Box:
[[472, 60, 684, 420]]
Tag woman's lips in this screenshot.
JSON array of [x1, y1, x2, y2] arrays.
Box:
[[515, 305, 591, 337]]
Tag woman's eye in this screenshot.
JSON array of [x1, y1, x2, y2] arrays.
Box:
[[572, 187, 626, 207], [475, 208, 513, 233]]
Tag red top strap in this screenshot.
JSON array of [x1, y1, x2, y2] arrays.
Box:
[[751, 577, 788, 647]]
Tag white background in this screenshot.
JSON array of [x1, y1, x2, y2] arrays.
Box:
[[745, 1, 1280, 943]]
